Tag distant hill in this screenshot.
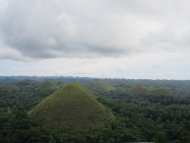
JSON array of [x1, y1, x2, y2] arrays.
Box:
[[36, 80, 58, 91], [3, 85, 20, 92], [55, 80, 67, 89], [115, 87, 126, 93], [28, 83, 115, 130], [114, 81, 132, 91], [34, 80, 42, 85], [85, 80, 96, 87], [17, 79, 34, 85], [1, 77, 20, 83], [72, 80, 79, 83], [148, 88, 174, 96], [95, 81, 115, 93], [128, 84, 174, 96], [115, 81, 127, 88], [128, 84, 149, 95]]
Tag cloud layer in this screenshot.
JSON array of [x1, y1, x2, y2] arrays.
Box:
[[1, 0, 190, 61]]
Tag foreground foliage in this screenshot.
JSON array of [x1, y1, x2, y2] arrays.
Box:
[[1, 80, 190, 142]]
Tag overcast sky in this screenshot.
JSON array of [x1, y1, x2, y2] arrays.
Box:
[[0, 0, 190, 79]]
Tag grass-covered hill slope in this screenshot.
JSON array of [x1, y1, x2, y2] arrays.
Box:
[[55, 80, 67, 89], [75, 83, 96, 98], [115, 81, 127, 88], [128, 84, 174, 96], [128, 84, 149, 95], [114, 81, 132, 91], [3, 85, 20, 92], [28, 83, 115, 130], [115, 87, 126, 92], [85, 80, 96, 87], [17, 79, 34, 85], [95, 81, 115, 93], [36, 80, 58, 91], [148, 88, 174, 96]]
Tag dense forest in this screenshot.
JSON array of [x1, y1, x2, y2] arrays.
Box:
[[0, 76, 190, 143]]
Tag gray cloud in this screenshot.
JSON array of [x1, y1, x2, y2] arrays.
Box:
[[0, 0, 190, 61]]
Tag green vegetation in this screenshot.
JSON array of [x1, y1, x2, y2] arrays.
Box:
[[128, 83, 149, 95], [28, 83, 115, 130], [75, 83, 97, 98], [114, 81, 132, 91], [1, 78, 190, 142], [55, 80, 67, 88], [115, 87, 126, 92], [3, 85, 20, 92], [36, 80, 58, 91], [17, 79, 34, 85], [128, 84, 174, 96], [148, 87, 174, 96], [95, 81, 115, 93]]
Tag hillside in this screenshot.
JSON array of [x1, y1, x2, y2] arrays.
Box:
[[36, 80, 58, 91], [128, 84, 175, 96], [28, 83, 115, 130], [18, 79, 34, 85], [95, 81, 115, 93], [75, 83, 96, 98], [55, 80, 67, 89], [115, 81, 132, 91], [115, 87, 126, 92], [128, 84, 149, 95], [148, 88, 174, 96], [115, 81, 127, 88], [3, 85, 20, 91], [85, 80, 96, 87]]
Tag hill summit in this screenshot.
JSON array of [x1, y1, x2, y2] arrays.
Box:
[[28, 83, 115, 130], [95, 81, 115, 93], [128, 84, 174, 96], [55, 80, 67, 89], [18, 79, 34, 85], [148, 88, 174, 96], [128, 84, 149, 95], [3, 85, 20, 92], [36, 80, 58, 91]]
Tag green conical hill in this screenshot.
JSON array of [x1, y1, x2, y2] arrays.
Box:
[[85, 80, 96, 86], [148, 87, 155, 90], [36, 80, 58, 91], [115, 87, 126, 92], [3, 85, 20, 92], [55, 80, 67, 89], [115, 81, 127, 87], [148, 88, 174, 96], [95, 81, 115, 93], [34, 80, 43, 85], [128, 84, 149, 95], [28, 83, 115, 130], [18, 79, 34, 85]]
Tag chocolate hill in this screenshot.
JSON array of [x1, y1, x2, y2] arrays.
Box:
[[28, 83, 115, 130]]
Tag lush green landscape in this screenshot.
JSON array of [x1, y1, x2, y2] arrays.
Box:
[[1, 77, 190, 142]]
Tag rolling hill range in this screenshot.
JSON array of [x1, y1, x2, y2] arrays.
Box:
[[55, 80, 67, 89], [115, 87, 126, 93], [17, 79, 34, 85], [128, 84, 174, 96], [3, 85, 20, 92], [128, 84, 149, 95], [95, 81, 115, 93], [148, 88, 174, 96], [36, 80, 58, 91], [28, 83, 115, 130]]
